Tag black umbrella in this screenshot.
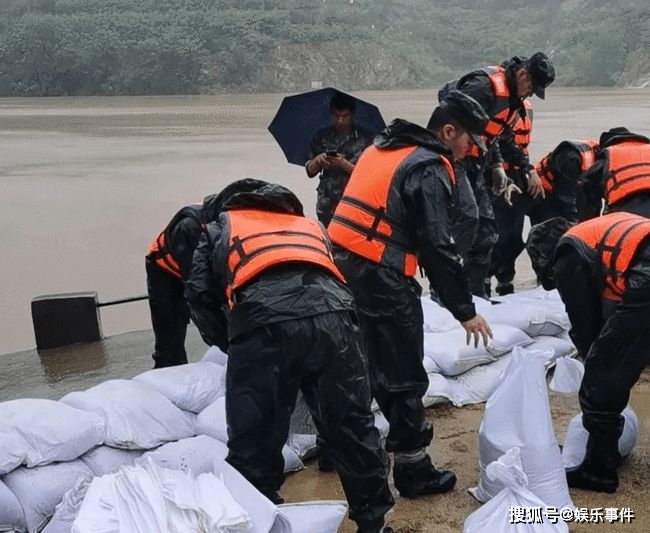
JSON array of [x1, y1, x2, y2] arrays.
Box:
[[268, 87, 386, 166]]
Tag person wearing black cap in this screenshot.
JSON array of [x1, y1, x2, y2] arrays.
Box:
[[439, 52, 555, 297], [185, 179, 395, 533], [579, 127, 650, 218], [526, 213, 650, 493], [327, 90, 493, 499]]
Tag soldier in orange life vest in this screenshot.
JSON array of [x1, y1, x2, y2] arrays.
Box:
[[328, 90, 493, 499], [185, 180, 394, 533], [145, 180, 268, 368], [534, 138, 601, 222], [490, 99, 535, 295], [527, 214, 650, 493], [579, 127, 650, 218], [439, 52, 554, 297]]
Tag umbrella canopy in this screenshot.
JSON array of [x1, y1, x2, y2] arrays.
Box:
[[268, 87, 386, 166]]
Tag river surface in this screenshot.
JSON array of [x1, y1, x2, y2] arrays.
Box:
[[1, 88, 649, 355]]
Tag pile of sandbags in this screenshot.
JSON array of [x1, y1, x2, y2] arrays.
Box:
[[422, 287, 577, 407]]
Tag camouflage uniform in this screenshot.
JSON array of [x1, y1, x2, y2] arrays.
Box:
[[307, 125, 373, 226]]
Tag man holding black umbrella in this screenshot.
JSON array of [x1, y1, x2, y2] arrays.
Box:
[[305, 91, 374, 226]]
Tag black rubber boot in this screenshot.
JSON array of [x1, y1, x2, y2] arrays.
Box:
[[393, 455, 456, 498], [566, 435, 620, 493], [356, 517, 393, 533], [495, 281, 514, 296]]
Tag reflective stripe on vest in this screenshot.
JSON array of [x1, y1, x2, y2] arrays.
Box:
[[536, 139, 599, 193], [604, 141, 650, 206], [466, 67, 516, 160], [147, 203, 204, 279], [328, 145, 455, 277], [224, 209, 345, 307], [564, 212, 650, 301]]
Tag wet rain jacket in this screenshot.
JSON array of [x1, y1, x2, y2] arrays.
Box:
[[580, 132, 650, 217], [553, 212, 650, 445], [330, 119, 475, 454], [185, 184, 355, 349], [534, 139, 600, 222], [184, 183, 394, 523]]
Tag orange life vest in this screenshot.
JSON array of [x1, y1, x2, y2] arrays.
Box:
[[147, 204, 203, 279], [502, 99, 533, 171], [224, 209, 345, 307], [564, 212, 650, 301], [536, 139, 599, 193], [465, 66, 517, 159], [603, 140, 650, 207], [328, 145, 456, 277]]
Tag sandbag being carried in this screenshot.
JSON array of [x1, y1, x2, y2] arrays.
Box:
[[133, 361, 225, 413], [471, 347, 574, 511], [0, 399, 105, 474], [562, 407, 639, 468], [464, 448, 568, 533], [61, 379, 196, 450]]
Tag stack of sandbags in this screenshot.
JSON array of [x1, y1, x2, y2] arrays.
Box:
[[423, 288, 577, 407], [0, 399, 105, 532]]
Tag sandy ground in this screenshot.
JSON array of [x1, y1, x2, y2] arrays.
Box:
[[282, 372, 650, 533]]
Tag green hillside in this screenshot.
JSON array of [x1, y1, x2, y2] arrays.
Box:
[[0, 0, 647, 96]]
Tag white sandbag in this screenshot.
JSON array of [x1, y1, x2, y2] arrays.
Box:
[[41, 477, 91, 533], [211, 457, 291, 533], [549, 356, 584, 393], [133, 361, 226, 413], [0, 479, 26, 533], [61, 379, 196, 450], [374, 411, 389, 439], [427, 353, 513, 407], [423, 324, 531, 377], [471, 347, 574, 511], [3, 460, 93, 533], [526, 336, 576, 369], [289, 391, 317, 435], [196, 396, 228, 443], [72, 457, 251, 533], [421, 296, 458, 333], [0, 399, 105, 474], [422, 354, 439, 374], [474, 300, 569, 338], [195, 400, 303, 474], [278, 501, 348, 533], [137, 435, 228, 475], [81, 446, 144, 476], [423, 373, 452, 407], [286, 434, 318, 461], [562, 407, 639, 468], [201, 345, 228, 366], [464, 448, 568, 533]]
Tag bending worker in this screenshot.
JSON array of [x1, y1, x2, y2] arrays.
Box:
[[527, 213, 650, 493], [185, 179, 394, 533], [328, 90, 493, 499]]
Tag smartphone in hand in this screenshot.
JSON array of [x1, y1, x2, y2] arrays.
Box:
[[326, 150, 339, 157]]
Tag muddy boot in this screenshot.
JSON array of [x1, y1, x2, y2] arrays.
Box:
[[393, 452, 456, 498], [566, 435, 620, 493], [355, 517, 393, 533]]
